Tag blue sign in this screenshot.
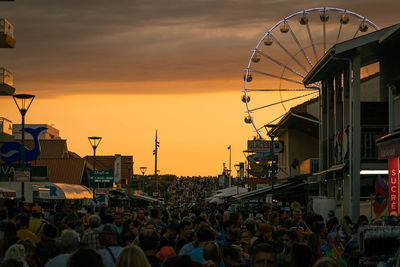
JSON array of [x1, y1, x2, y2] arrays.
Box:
[[1, 127, 47, 163]]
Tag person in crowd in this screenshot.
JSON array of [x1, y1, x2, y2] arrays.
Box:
[[45, 229, 80, 267], [35, 224, 59, 267], [138, 229, 162, 267], [16, 214, 39, 244], [158, 220, 179, 251], [308, 214, 327, 261], [113, 213, 123, 234], [135, 208, 147, 225], [148, 209, 164, 230], [67, 247, 105, 267], [16, 239, 38, 267], [222, 220, 240, 244], [175, 220, 193, 253], [28, 206, 46, 239], [115, 245, 150, 267], [189, 226, 216, 263], [250, 243, 277, 267], [221, 242, 245, 267], [279, 230, 299, 266], [292, 209, 313, 236], [81, 214, 102, 250], [201, 241, 221, 267], [326, 210, 339, 234], [254, 224, 274, 247], [258, 206, 272, 224], [98, 223, 124, 267], [2, 222, 19, 256], [2, 244, 28, 267], [121, 220, 139, 246]]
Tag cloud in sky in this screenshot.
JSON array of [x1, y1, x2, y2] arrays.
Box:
[[1, 0, 399, 95]]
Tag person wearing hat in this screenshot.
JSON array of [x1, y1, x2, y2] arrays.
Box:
[[98, 223, 123, 267], [29, 205, 47, 239]]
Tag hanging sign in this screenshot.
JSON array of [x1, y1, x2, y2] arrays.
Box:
[[389, 157, 399, 216]]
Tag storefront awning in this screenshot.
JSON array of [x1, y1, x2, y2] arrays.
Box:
[[312, 163, 346, 176], [234, 181, 303, 200]]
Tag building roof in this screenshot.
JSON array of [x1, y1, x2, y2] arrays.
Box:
[[303, 23, 400, 85], [269, 97, 319, 138], [31, 158, 86, 184]]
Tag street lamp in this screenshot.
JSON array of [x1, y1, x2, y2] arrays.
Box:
[[13, 93, 35, 202], [234, 164, 240, 195], [140, 166, 147, 193], [88, 136, 102, 200], [125, 161, 134, 196]]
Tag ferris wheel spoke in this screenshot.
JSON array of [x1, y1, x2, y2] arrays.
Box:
[[270, 34, 309, 74], [247, 69, 304, 85], [288, 25, 314, 68], [245, 88, 318, 92], [305, 24, 319, 63], [256, 114, 286, 131], [256, 50, 305, 79], [248, 91, 319, 112]]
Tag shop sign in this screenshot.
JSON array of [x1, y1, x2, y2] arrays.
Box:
[[90, 170, 114, 184], [247, 140, 283, 153], [389, 157, 399, 216], [14, 168, 30, 182]]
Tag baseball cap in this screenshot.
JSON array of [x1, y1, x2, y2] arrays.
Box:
[[32, 206, 42, 214], [328, 210, 335, 216]]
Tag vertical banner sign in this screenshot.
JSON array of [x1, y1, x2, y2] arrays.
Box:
[[389, 157, 399, 216], [114, 154, 121, 185]]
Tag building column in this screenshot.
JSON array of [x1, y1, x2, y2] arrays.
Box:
[[351, 54, 361, 222]]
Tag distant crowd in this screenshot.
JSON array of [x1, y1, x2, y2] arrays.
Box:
[[0, 178, 397, 267]]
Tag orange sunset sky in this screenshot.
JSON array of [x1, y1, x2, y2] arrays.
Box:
[[1, 0, 399, 176]]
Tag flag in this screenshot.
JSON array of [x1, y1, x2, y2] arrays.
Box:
[[373, 175, 388, 218]]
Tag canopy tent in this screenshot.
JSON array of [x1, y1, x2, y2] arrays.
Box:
[[207, 186, 248, 202], [0, 187, 16, 198], [32, 183, 93, 200]]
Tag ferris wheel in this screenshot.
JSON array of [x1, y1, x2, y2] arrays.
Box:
[[243, 7, 379, 139]]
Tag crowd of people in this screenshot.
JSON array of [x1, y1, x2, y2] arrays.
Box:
[[0, 178, 397, 267]]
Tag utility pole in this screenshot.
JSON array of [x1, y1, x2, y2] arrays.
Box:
[[153, 130, 160, 193]]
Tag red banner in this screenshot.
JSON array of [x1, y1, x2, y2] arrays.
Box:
[[389, 157, 399, 216]]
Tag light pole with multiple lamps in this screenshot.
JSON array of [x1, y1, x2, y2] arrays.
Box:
[[13, 93, 35, 202], [140, 166, 147, 193], [88, 136, 102, 200]]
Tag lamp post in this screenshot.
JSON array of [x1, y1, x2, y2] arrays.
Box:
[[228, 145, 232, 187], [13, 93, 35, 202], [140, 166, 147, 193], [125, 161, 134, 196], [88, 136, 102, 200], [225, 169, 231, 189], [234, 164, 240, 195]]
